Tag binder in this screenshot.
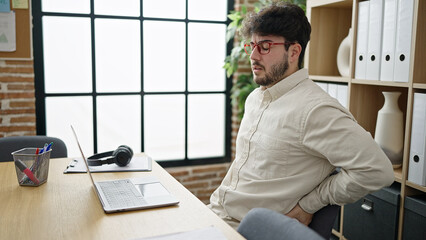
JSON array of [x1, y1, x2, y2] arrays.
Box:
[[393, 0, 415, 82], [408, 93, 426, 186], [365, 0, 384, 80], [327, 83, 338, 99], [379, 0, 398, 81], [336, 84, 348, 108], [355, 1, 370, 80]]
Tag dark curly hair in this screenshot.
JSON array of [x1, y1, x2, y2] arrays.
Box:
[[240, 1, 311, 69]]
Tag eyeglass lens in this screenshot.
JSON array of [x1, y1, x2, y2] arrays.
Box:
[[244, 42, 271, 55]]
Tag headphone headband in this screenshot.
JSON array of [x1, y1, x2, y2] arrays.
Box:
[[87, 151, 114, 166]]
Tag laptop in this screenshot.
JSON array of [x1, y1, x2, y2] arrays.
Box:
[[71, 125, 179, 213]]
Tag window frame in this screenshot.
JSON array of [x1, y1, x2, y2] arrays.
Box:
[[32, 0, 234, 167]]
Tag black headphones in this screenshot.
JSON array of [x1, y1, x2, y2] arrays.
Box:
[[88, 145, 133, 167]]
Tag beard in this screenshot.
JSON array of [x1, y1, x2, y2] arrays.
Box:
[[252, 53, 289, 87]]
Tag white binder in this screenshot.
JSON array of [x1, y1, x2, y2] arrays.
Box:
[[379, 0, 398, 81], [365, 0, 384, 80], [393, 0, 415, 82], [355, 1, 370, 80], [327, 83, 338, 99], [336, 85, 348, 108], [408, 93, 426, 186]]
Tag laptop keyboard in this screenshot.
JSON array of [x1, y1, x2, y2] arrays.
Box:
[[98, 179, 147, 209]]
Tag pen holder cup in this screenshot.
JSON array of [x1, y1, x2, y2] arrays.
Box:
[[12, 148, 51, 186]]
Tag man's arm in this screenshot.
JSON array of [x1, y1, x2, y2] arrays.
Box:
[[297, 102, 395, 214]]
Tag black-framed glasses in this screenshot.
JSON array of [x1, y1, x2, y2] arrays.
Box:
[[244, 41, 295, 55]]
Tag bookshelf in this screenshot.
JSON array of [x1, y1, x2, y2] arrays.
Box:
[[305, 0, 426, 239]]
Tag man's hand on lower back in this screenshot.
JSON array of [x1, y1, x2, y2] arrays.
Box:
[[285, 203, 313, 226]]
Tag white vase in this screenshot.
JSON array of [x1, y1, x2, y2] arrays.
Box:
[[374, 92, 404, 168], [337, 28, 352, 77]]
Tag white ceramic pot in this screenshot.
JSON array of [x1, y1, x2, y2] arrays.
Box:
[[375, 91, 404, 168], [337, 28, 352, 77]]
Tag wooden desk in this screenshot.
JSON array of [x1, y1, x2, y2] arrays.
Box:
[[0, 156, 244, 240]]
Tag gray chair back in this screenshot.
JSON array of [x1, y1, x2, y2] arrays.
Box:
[[0, 136, 67, 162], [238, 208, 324, 240], [237, 205, 339, 240]]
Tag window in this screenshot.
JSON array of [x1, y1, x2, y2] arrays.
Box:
[[33, 0, 233, 167]]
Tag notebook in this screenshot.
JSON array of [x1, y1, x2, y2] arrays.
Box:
[[71, 125, 179, 213]]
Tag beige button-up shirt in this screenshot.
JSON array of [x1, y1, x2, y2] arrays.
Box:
[[209, 68, 394, 229]]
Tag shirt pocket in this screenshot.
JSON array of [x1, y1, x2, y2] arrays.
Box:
[[252, 133, 289, 179]]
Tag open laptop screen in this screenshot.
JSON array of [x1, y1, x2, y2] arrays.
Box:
[[70, 125, 96, 186]]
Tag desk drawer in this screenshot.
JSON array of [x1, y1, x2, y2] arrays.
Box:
[[343, 183, 400, 240], [403, 195, 426, 240]]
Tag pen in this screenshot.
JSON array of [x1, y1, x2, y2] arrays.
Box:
[[15, 159, 40, 185], [46, 142, 53, 152], [39, 143, 48, 154], [31, 143, 47, 172]]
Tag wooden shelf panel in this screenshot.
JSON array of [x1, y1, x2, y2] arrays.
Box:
[[309, 0, 353, 8], [310, 75, 350, 83], [331, 229, 342, 238], [406, 181, 426, 192], [413, 83, 426, 90], [351, 79, 410, 88], [394, 167, 403, 182], [349, 84, 409, 135], [307, 6, 352, 76], [412, 0, 426, 84]]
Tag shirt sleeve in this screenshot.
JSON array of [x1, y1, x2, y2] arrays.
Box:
[[298, 101, 395, 214]]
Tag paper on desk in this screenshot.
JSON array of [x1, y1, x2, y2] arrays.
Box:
[[134, 226, 227, 240], [64, 156, 152, 173]]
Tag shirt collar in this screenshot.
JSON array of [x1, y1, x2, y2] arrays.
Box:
[[263, 68, 309, 100]]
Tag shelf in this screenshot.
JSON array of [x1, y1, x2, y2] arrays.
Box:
[[310, 75, 350, 83], [309, 0, 353, 8], [413, 83, 426, 90], [305, 1, 426, 239], [307, 3, 352, 77], [351, 79, 410, 88], [332, 229, 342, 238], [406, 181, 426, 192], [394, 167, 403, 183], [349, 84, 408, 135]]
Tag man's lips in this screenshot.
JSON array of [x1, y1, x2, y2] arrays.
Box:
[[252, 63, 264, 72]]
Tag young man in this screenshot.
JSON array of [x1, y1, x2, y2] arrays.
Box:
[[208, 2, 394, 229]]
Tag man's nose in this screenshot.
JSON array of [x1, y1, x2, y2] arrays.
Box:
[[250, 46, 261, 61]]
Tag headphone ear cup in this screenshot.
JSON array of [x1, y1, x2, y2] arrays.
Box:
[[118, 145, 133, 158], [112, 145, 133, 167]]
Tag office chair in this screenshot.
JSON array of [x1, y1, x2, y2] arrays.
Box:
[[238, 208, 325, 240], [238, 205, 340, 240], [305, 169, 341, 239], [0, 136, 68, 162], [308, 204, 340, 239]]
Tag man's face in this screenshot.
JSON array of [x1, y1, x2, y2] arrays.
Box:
[[249, 34, 290, 88]]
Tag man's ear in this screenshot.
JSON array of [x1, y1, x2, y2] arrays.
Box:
[[289, 43, 302, 64]]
